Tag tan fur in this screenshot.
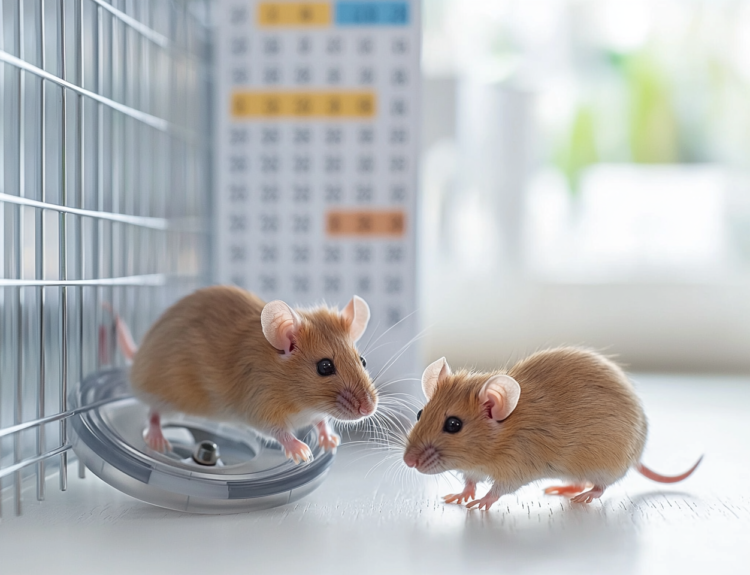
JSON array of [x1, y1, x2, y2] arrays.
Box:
[[130, 286, 377, 435], [405, 347, 648, 491]]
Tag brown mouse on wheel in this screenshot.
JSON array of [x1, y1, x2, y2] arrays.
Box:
[[109, 285, 378, 464], [403, 347, 702, 510]]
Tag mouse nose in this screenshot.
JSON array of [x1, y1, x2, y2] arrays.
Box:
[[403, 450, 418, 468], [359, 394, 377, 416]]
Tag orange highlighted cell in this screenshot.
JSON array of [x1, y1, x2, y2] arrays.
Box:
[[231, 91, 376, 118], [258, 2, 331, 26], [326, 210, 406, 237], [231, 91, 376, 119]]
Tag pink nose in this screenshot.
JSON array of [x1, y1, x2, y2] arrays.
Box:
[[403, 451, 418, 468], [359, 397, 377, 416]]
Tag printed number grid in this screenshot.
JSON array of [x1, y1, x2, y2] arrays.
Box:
[[216, 1, 420, 347]]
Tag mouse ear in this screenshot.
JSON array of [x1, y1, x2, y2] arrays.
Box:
[[261, 300, 301, 355], [479, 374, 521, 421], [341, 295, 370, 342], [421, 357, 452, 400]]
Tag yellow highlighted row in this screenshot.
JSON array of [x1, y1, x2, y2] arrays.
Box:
[[326, 210, 406, 237], [231, 91, 376, 119], [258, 2, 331, 26]]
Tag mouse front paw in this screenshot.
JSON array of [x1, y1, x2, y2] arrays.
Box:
[[318, 431, 340, 451], [316, 420, 340, 452], [466, 493, 499, 511], [443, 482, 476, 505], [277, 434, 314, 464], [285, 441, 313, 464]]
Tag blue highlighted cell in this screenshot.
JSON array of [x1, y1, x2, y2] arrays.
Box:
[[335, 2, 409, 26]]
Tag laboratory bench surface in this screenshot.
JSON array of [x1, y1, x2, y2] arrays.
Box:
[[2, 374, 749, 575]]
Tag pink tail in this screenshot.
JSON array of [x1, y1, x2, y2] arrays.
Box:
[[102, 303, 138, 361], [636, 456, 703, 484]]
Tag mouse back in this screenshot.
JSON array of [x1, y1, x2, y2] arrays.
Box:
[[405, 348, 648, 487]]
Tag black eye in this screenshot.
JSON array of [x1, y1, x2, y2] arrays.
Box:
[[360, 355, 367, 368], [316, 358, 335, 376], [443, 416, 462, 434], [416, 409, 423, 421]]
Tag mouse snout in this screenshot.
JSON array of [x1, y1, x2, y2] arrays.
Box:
[[403, 445, 441, 474], [336, 388, 376, 419], [403, 450, 419, 468], [359, 393, 377, 416]]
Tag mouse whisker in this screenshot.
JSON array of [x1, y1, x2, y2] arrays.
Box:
[[372, 408, 411, 440], [380, 455, 407, 484], [360, 309, 419, 356], [360, 427, 404, 451], [374, 413, 405, 447], [372, 328, 430, 383], [358, 319, 382, 356], [369, 408, 409, 441], [360, 341, 398, 358], [374, 377, 421, 392], [364, 451, 403, 477], [362, 412, 391, 446], [377, 395, 420, 416]]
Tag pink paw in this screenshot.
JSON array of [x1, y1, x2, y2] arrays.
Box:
[[316, 420, 340, 452], [144, 428, 171, 453], [544, 484, 587, 497], [466, 493, 499, 511], [282, 437, 313, 464], [318, 430, 340, 451], [143, 411, 171, 453], [570, 485, 605, 504], [444, 484, 476, 505]]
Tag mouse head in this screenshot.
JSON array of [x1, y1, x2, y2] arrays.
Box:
[[403, 357, 521, 474], [261, 296, 377, 421]]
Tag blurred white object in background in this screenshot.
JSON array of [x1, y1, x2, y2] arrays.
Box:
[[455, 77, 535, 269], [424, 75, 537, 272], [526, 165, 732, 282]]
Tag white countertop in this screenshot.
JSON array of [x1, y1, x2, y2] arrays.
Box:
[[2, 374, 749, 575]]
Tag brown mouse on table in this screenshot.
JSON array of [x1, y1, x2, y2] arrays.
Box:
[[403, 347, 702, 510], [110, 285, 377, 463]]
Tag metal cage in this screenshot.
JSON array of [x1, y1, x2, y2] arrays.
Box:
[[0, 0, 211, 516]]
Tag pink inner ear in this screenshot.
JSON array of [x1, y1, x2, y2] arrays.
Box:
[[277, 319, 297, 354], [482, 401, 493, 420], [261, 301, 301, 355], [482, 390, 504, 420], [341, 298, 355, 326], [341, 296, 370, 342]]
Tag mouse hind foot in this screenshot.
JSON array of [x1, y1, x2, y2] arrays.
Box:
[[544, 483, 589, 496], [143, 410, 172, 453], [570, 484, 606, 504]]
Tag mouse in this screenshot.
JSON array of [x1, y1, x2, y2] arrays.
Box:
[[109, 285, 378, 464], [403, 347, 702, 510]]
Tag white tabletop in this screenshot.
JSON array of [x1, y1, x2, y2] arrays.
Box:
[[2, 374, 749, 575]]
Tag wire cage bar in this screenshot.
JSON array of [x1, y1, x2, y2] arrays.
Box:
[[0, 0, 212, 516]]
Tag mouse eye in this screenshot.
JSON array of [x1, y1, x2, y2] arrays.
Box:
[[416, 409, 423, 421], [316, 358, 336, 376], [360, 355, 367, 368], [443, 416, 462, 434]]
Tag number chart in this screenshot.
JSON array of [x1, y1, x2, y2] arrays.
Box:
[[215, 1, 422, 377]]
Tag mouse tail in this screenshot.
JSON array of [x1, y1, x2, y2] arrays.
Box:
[[101, 302, 138, 362], [636, 455, 703, 483]]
